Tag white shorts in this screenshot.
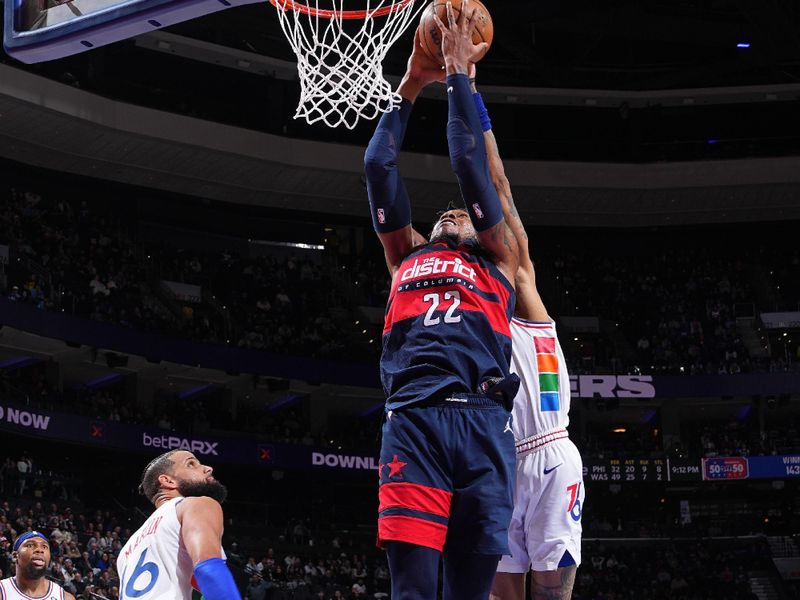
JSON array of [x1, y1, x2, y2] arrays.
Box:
[[497, 432, 584, 573]]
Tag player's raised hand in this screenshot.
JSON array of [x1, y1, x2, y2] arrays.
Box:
[[433, 0, 489, 75], [406, 27, 446, 87]]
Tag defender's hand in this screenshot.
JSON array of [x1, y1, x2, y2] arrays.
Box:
[[433, 0, 489, 76], [406, 28, 446, 87]]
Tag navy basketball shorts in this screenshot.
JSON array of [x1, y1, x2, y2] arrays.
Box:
[[377, 395, 516, 554]]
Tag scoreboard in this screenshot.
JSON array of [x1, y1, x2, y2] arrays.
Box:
[[583, 458, 667, 482], [583, 455, 800, 483]]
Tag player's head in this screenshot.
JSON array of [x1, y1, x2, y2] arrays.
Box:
[[429, 207, 476, 245], [12, 532, 50, 579], [138, 450, 227, 506]]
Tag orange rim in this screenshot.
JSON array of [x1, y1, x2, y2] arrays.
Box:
[[269, 0, 415, 19]]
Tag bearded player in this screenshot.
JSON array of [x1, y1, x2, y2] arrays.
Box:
[[0, 531, 74, 600], [474, 86, 584, 600], [117, 450, 241, 600], [365, 2, 522, 599]]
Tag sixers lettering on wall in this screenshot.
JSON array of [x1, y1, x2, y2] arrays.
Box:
[[569, 375, 655, 398]]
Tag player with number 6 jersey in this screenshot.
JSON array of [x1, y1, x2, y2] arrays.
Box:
[[117, 450, 240, 600]]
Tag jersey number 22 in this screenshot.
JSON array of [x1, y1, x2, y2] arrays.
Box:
[[423, 290, 462, 326]]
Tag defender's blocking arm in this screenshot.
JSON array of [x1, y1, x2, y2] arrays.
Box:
[[475, 84, 551, 322], [434, 3, 519, 282]]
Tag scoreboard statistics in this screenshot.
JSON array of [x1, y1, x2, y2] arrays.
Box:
[[583, 458, 667, 482], [583, 455, 800, 483]]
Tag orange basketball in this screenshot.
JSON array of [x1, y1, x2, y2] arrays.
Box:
[[419, 0, 494, 66]]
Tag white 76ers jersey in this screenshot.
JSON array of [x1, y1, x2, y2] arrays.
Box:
[[118, 497, 203, 600], [0, 578, 66, 600], [509, 318, 571, 441]]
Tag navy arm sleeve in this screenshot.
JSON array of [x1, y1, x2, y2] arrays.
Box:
[[446, 73, 504, 232], [364, 100, 414, 233]]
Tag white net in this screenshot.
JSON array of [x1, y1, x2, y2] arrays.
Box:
[[270, 0, 427, 129]]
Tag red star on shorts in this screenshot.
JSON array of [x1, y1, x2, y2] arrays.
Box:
[[386, 455, 407, 478]]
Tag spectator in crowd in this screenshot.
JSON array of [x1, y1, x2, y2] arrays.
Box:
[[245, 573, 271, 600]]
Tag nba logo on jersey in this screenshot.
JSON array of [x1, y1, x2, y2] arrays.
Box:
[[472, 203, 484, 219], [377, 208, 386, 224]]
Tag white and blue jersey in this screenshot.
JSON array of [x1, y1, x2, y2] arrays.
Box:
[[0, 578, 66, 600], [118, 497, 223, 600], [497, 318, 584, 573]]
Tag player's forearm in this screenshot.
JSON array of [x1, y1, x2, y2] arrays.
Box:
[[193, 557, 241, 600], [364, 100, 414, 234], [397, 72, 426, 104], [446, 73, 504, 233], [483, 129, 510, 202]]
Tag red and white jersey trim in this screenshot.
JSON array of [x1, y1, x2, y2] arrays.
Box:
[[515, 428, 570, 455]]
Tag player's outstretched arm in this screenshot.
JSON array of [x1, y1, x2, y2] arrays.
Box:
[[178, 496, 241, 600], [364, 29, 440, 276], [434, 0, 519, 282], [478, 100, 551, 322]]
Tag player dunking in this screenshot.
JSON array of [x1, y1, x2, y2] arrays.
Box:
[[365, 2, 521, 599], [479, 85, 585, 599], [0, 532, 74, 600], [117, 450, 241, 600]]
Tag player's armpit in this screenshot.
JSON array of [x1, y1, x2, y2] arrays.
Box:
[[377, 226, 417, 275], [177, 496, 224, 565], [477, 220, 519, 284]]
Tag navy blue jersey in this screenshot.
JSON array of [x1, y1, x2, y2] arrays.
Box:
[[381, 238, 516, 410]]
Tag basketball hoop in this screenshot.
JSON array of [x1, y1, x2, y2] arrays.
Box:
[[269, 0, 426, 129]]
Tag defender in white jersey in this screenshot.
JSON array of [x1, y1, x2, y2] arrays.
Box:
[[478, 99, 584, 599], [1, 531, 74, 600], [118, 450, 241, 600]]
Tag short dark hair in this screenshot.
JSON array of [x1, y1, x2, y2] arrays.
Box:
[[138, 451, 179, 502]]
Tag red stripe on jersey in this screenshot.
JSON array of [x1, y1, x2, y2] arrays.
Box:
[[384, 284, 512, 336], [379, 482, 452, 517], [385, 248, 512, 336], [533, 336, 556, 354], [377, 515, 447, 551], [384, 301, 511, 338]]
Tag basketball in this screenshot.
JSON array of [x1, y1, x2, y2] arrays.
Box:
[[419, 0, 494, 66]]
